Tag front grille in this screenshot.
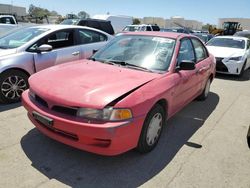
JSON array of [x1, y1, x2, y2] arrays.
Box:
[[35, 95, 48, 108], [216, 58, 228, 72], [52, 106, 78, 116], [32, 93, 78, 117]]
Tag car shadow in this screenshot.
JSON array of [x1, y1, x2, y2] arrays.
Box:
[[20, 92, 219, 188], [215, 68, 250, 81], [0, 102, 21, 112]]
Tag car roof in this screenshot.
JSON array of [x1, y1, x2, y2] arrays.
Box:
[[29, 24, 91, 30], [235, 30, 250, 34], [122, 31, 190, 39], [25, 24, 111, 36], [214, 35, 249, 41]]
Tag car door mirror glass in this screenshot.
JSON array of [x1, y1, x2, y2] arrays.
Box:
[[37, 44, 53, 53]]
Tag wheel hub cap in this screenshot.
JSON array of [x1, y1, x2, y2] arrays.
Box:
[[1, 76, 27, 100], [146, 113, 163, 146]]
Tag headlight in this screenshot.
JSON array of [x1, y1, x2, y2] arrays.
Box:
[[76, 107, 132, 121], [228, 56, 242, 61]]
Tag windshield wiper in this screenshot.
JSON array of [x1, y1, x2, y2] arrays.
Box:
[[107, 60, 154, 72]]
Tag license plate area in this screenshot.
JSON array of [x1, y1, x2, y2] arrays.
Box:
[[32, 111, 53, 127]]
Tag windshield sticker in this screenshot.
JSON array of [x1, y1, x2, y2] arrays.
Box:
[[152, 37, 173, 43]]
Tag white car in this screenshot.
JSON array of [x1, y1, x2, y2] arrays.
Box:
[[0, 25, 113, 103], [206, 36, 250, 76]]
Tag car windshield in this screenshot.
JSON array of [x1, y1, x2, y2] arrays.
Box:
[[0, 27, 49, 49], [92, 35, 176, 72], [207, 38, 245, 49]]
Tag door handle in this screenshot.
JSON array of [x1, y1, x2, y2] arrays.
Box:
[[196, 66, 209, 74], [72, 51, 80, 56]]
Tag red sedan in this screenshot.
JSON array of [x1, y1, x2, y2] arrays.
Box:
[[22, 32, 216, 156]]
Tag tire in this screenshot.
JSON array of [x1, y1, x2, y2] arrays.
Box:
[[197, 78, 211, 101], [0, 70, 29, 103], [137, 104, 166, 153]]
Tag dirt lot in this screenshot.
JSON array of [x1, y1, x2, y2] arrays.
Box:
[[0, 71, 250, 188]]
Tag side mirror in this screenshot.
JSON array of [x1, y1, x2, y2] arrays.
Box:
[[178, 60, 196, 71], [36, 44, 52, 53]]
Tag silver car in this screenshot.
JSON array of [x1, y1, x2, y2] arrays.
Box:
[[0, 25, 113, 103]]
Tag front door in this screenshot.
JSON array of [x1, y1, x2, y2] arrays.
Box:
[[172, 38, 201, 112], [32, 29, 81, 72]]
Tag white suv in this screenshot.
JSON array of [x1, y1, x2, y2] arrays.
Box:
[[123, 24, 160, 32]]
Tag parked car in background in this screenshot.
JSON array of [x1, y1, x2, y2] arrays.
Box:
[[92, 15, 133, 33], [22, 32, 215, 156], [0, 14, 18, 25], [0, 14, 19, 36], [206, 36, 250, 76], [61, 18, 115, 35], [0, 25, 113, 103], [122, 24, 160, 32], [192, 33, 214, 43], [160, 27, 191, 34], [234, 30, 250, 40]]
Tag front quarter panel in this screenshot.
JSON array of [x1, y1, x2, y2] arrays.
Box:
[[0, 51, 35, 75], [114, 73, 177, 119]]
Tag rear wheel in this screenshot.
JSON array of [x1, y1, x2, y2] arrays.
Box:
[[0, 70, 29, 103], [197, 78, 211, 101], [137, 104, 165, 153]]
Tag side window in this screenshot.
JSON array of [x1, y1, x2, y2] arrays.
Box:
[[78, 29, 107, 44], [141, 26, 146, 31], [28, 30, 74, 51], [146, 26, 152, 31], [46, 30, 74, 49], [191, 38, 208, 62], [177, 38, 195, 66]]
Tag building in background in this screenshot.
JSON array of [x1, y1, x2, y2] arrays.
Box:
[[141, 16, 203, 30], [218, 18, 250, 30], [0, 3, 26, 16]]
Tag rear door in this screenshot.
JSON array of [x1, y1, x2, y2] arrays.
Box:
[[190, 37, 211, 92], [31, 29, 81, 72], [76, 29, 109, 58]]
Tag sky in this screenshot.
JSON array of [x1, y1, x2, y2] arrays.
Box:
[[1, 0, 250, 24]]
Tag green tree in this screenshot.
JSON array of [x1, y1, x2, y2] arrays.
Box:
[[133, 18, 140, 24], [77, 11, 90, 19], [28, 4, 49, 17]]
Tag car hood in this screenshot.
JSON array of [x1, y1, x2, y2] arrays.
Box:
[[0, 48, 17, 57], [206, 46, 245, 58], [29, 60, 161, 109]]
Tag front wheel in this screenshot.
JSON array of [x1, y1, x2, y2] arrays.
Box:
[[0, 70, 29, 103], [197, 78, 211, 101], [137, 104, 165, 153]]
